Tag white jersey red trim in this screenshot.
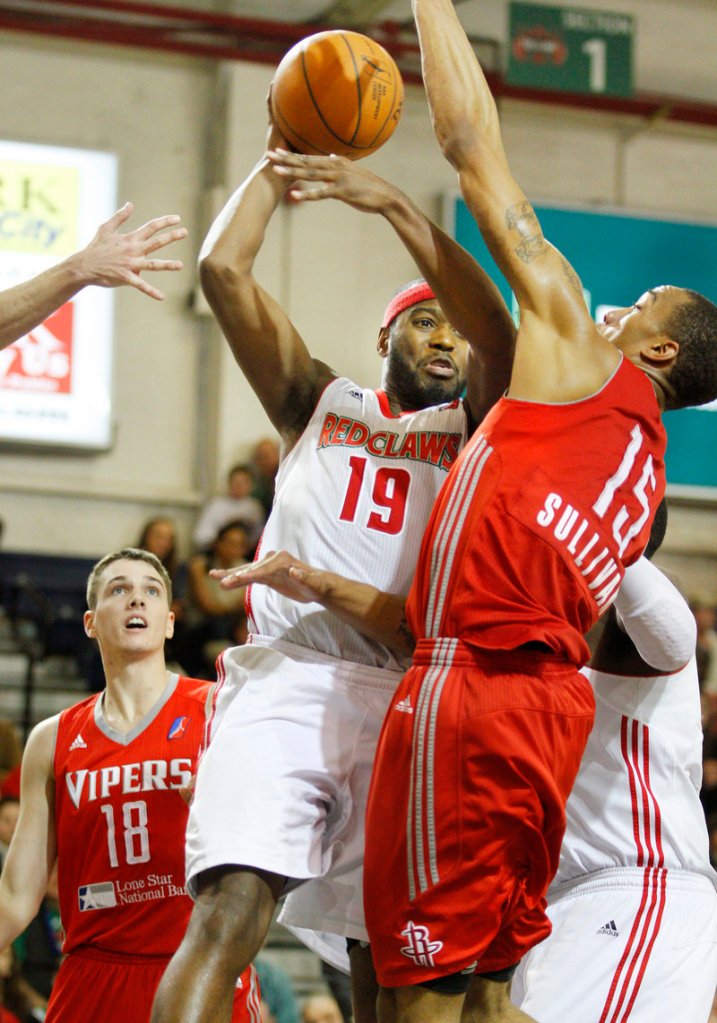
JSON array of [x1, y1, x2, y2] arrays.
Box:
[[248, 377, 467, 670], [554, 658, 715, 887]]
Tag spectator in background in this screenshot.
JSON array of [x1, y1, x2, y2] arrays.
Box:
[[692, 594, 717, 696], [136, 516, 188, 669], [249, 437, 281, 519], [193, 465, 265, 554], [11, 867, 62, 1004], [136, 517, 179, 580], [181, 520, 251, 677], [0, 797, 19, 872], [301, 991, 344, 1023], [254, 958, 299, 1023], [0, 722, 21, 800], [320, 963, 351, 1023]]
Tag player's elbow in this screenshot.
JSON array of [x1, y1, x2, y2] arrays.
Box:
[[198, 250, 247, 305], [434, 119, 482, 170]]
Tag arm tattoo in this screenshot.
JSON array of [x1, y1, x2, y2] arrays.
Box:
[[559, 254, 585, 300], [515, 235, 546, 263], [506, 201, 538, 234], [506, 201, 546, 263]]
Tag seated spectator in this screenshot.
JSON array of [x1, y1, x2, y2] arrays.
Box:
[[136, 516, 179, 578], [254, 957, 299, 1023], [180, 521, 250, 677], [1, 943, 48, 1023], [692, 594, 717, 694], [249, 437, 280, 519], [193, 465, 265, 554], [0, 722, 21, 798], [319, 962, 351, 1023], [12, 867, 62, 1003], [0, 797, 19, 873], [135, 516, 187, 670], [301, 991, 344, 1023]]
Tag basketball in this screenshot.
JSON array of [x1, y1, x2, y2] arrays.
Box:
[[270, 30, 404, 161]]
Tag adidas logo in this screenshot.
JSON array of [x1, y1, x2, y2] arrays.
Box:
[[394, 696, 413, 714], [597, 920, 619, 937], [69, 733, 87, 751]]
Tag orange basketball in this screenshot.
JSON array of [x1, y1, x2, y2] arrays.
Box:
[[270, 30, 404, 161]]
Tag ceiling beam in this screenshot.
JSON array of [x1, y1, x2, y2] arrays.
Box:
[[318, 0, 399, 28]]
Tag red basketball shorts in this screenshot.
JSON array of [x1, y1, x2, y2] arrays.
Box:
[[364, 639, 595, 988], [45, 948, 260, 1022]]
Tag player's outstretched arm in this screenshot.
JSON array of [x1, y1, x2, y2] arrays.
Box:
[[412, 0, 616, 401], [198, 124, 334, 443], [0, 717, 58, 949], [211, 550, 414, 656], [0, 202, 186, 349], [267, 149, 515, 423]]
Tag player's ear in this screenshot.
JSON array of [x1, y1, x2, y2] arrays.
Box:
[[377, 327, 390, 358], [165, 611, 175, 640], [645, 335, 679, 365], [84, 610, 95, 638]]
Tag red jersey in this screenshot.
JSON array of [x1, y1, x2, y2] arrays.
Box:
[[53, 674, 208, 957], [407, 357, 666, 665]]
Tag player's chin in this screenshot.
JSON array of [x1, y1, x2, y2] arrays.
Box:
[[420, 374, 462, 405]]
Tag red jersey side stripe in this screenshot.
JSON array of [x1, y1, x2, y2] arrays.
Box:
[[407, 639, 456, 900], [425, 437, 492, 637]]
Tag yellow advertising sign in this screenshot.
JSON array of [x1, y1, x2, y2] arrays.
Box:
[[0, 161, 78, 255]]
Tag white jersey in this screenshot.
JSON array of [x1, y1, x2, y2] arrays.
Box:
[[553, 656, 716, 890], [248, 377, 468, 670]]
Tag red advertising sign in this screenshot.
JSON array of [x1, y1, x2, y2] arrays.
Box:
[[0, 302, 74, 394]]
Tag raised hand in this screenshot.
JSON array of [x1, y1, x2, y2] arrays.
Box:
[[78, 201, 188, 300], [266, 148, 397, 213]]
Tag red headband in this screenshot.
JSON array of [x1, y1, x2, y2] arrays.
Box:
[[381, 281, 436, 329]]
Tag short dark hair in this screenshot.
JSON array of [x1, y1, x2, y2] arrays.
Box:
[[87, 548, 172, 609], [665, 290, 717, 409], [214, 519, 249, 545]]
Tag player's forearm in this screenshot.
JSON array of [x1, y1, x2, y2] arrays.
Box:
[[381, 189, 515, 352], [199, 158, 287, 284], [318, 575, 414, 657], [0, 876, 46, 949], [412, 0, 504, 169], [0, 256, 89, 349]]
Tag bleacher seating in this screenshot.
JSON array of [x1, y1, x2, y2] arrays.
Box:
[[0, 551, 99, 737]]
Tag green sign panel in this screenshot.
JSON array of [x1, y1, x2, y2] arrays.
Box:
[[508, 2, 634, 97]]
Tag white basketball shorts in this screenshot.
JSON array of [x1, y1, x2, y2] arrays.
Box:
[[511, 867, 717, 1022], [185, 633, 401, 947]]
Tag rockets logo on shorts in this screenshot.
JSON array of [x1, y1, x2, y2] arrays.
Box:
[[400, 921, 443, 968], [167, 716, 189, 740], [78, 881, 117, 911]]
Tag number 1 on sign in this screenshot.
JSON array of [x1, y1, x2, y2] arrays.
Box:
[[581, 37, 607, 93]]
